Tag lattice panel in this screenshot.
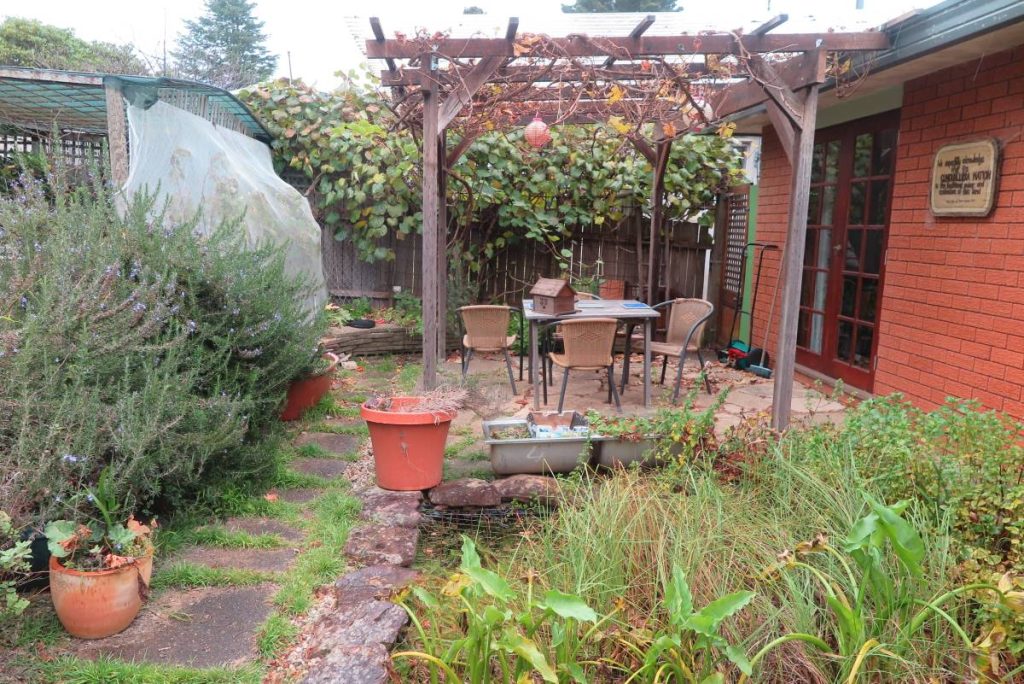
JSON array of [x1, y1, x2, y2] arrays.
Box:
[[723, 191, 750, 295]]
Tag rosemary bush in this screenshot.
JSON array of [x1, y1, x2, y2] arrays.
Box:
[[0, 167, 323, 526]]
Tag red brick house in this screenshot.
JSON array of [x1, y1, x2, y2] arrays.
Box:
[[733, 0, 1024, 414]]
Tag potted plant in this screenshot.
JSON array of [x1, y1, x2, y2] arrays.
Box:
[[586, 412, 663, 469], [281, 351, 340, 421], [44, 470, 157, 639], [361, 388, 465, 491]]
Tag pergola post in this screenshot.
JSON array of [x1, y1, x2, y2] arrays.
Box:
[[421, 57, 441, 390], [103, 82, 129, 189], [646, 136, 671, 305], [436, 128, 448, 366], [771, 85, 820, 430]]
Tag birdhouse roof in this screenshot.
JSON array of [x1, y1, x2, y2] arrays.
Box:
[[530, 278, 575, 297]]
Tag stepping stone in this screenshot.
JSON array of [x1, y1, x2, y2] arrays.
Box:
[[334, 565, 420, 603], [359, 487, 422, 527], [222, 516, 304, 543], [344, 525, 418, 567], [295, 432, 362, 455], [175, 546, 296, 573], [74, 584, 276, 668], [276, 487, 323, 504], [429, 478, 500, 507], [493, 474, 560, 505], [300, 644, 388, 684], [308, 600, 408, 653], [291, 458, 350, 480]]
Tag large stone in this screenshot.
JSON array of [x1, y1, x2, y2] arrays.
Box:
[[429, 478, 500, 507], [492, 474, 561, 505], [299, 644, 389, 684], [73, 584, 276, 668], [359, 487, 422, 527], [295, 432, 362, 455], [291, 458, 350, 480], [276, 487, 322, 504], [308, 600, 408, 653], [334, 565, 420, 603], [344, 525, 419, 567]]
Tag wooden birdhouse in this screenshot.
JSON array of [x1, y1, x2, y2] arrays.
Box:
[[530, 278, 576, 316]]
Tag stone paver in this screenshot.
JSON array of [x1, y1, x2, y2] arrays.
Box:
[[74, 584, 276, 668], [291, 458, 350, 480], [333, 565, 419, 603], [429, 478, 500, 507], [222, 516, 304, 542], [493, 474, 561, 505], [344, 525, 418, 567], [175, 546, 296, 573], [299, 644, 389, 684], [295, 432, 362, 454], [359, 487, 422, 527]]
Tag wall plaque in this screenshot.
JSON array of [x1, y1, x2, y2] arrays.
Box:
[[930, 138, 1000, 217]]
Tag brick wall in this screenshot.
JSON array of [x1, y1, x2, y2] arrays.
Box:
[[751, 45, 1024, 415]]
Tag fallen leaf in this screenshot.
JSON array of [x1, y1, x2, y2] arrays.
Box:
[[264, 491, 279, 502]]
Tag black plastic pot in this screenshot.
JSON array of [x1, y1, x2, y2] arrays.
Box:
[[347, 319, 376, 329], [17, 528, 50, 589]]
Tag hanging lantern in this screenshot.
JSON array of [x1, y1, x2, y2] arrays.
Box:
[[524, 115, 551, 148]]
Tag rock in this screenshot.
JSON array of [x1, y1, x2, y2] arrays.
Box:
[[334, 565, 420, 603], [492, 474, 561, 505], [359, 487, 422, 527], [299, 643, 388, 684], [307, 600, 408, 654], [340, 360, 360, 371], [174, 547, 296, 573], [276, 488, 322, 504], [428, 478, 500, 507], [222, 516, 304, 542], [344, 525, 418, 567], [291, 458, 350, 480]]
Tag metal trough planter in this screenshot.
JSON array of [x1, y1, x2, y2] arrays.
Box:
[[483, 413, 596, 475]]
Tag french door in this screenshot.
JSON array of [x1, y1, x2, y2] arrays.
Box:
[[795, 111, 898, 392]]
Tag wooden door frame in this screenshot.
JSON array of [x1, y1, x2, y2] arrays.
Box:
[[795, 109, 900, 392]]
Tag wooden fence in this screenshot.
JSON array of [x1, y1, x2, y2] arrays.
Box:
[[320, 209, 713, 307]]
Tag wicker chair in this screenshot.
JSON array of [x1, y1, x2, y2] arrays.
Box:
[[459, 305, 519, 394], [649, 298, 714, 401], [546, 317, 621, 413], [542, 291, 603, 393]]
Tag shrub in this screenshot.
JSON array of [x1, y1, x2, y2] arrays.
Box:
[[0, 164, 324, 526]]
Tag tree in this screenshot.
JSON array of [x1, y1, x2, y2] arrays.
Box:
[[562, 0, 679, 11], [463, 6, 485, 13], [173, 0, 277, 89], [0, 18, 148, 74]]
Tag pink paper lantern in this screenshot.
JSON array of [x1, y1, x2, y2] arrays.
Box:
[[524, 115, 551, 148]]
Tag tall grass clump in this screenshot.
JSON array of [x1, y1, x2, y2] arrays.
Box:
[[0, 161, 324, 527]]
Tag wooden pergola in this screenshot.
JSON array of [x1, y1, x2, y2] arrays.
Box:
[[366, 16, 889, 428]]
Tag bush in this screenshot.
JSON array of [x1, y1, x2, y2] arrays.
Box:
[[0, 165, 324, 526]]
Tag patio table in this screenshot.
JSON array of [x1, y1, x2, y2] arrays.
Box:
[[522, 299, 661, 409]]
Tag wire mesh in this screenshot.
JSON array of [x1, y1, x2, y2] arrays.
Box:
[[416, 500, 551, 568]]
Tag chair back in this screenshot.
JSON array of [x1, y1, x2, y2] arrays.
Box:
[[559, 318, 618, 367], [665, 299, 714, 350], [460, 305, 511, 350]]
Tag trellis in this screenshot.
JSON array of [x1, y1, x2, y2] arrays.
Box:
[[366, 15, 889, 427]]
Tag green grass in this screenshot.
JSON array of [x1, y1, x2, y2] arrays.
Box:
[[151, 562, 279, 590], [444, 433, 478, 458], [308, 421, 369, 436], [395, 361, 422, 392], [33, 656, 263, 684], [442, 464, 495, 481], [461, 449, 490, 462], [257, 613, 299, 659], [297, 394, 345, 422], [364, 356, 397, 375], [158, 527, 285, 556], [331, 405, 361, 418]]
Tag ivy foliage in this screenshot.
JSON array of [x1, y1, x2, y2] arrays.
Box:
[[238, 77, 744, 270]]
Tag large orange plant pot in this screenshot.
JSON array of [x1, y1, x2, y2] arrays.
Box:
[[281, 352, 340, 421], [49, 553, 152, 639], [362, 397, 455, 491]]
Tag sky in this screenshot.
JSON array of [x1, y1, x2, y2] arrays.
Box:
[[3, 0, 941, 90]]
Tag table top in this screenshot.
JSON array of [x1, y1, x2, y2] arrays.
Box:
[[522, 298, 660, 321]]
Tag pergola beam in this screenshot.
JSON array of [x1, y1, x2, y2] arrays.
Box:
[[381, 62, 709, 87], [711, 49, 826, 120], [366, 32, 889, 59], [438, 55, 504, 130], [605, 14, 655, 67], [750, 14, 789, 36], [369, 17, 400, 77]]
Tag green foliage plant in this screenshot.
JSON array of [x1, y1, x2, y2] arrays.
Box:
[[0, 18, 147, 74], [0, 511, 31, 623], [173, 0, 276, 88]]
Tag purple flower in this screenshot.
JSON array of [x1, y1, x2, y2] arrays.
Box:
[[132, 302, 147, 313]]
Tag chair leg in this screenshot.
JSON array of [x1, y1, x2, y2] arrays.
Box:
[[697, 349, 712, 394], [463, 347, 473, 378], [672, 353, 686, 404], [461, 345, 467, 377], [607, 365, 622, 413], [557, 367, 570, 413], [503, 348, 518, 395], [660, 355, 668, 385]]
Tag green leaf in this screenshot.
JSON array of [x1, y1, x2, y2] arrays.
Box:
[[724, 644, 753, 676], [465, 566, 515, 602], [411, 585, 440, 610], [542, 589, 598, 623], [699, 674, 725, 684], [499, 630, 557, 683], [44, 520, 78, 558], [685, 591, 755, 637], [664, 566, 694, 625], [459, 535, 481, 570], [868, 496, 924, 576]]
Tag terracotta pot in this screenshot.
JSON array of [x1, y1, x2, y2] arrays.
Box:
[[49, 552, 152, 639], [361, 397, 455, 491], [281, 352, 340, 421]]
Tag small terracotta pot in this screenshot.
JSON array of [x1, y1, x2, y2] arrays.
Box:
[[49, 553, 152, 639], [362, 397, 455, 491], [281, 352, 340, 421]]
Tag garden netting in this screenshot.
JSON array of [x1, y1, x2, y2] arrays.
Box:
[[123, 100, 327, 312]]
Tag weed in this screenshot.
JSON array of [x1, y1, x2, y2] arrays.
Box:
[[33, 655, 262, 683], [151, 563, 277, 590]]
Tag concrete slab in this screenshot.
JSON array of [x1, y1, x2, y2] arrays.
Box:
[[276, 488, 323, 504], [222, 516, 304, 543], [291, 458, 350, 480], [73, 584, 276, 668], [295, 432, 362, 455], [174, 546, 297, 573]]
